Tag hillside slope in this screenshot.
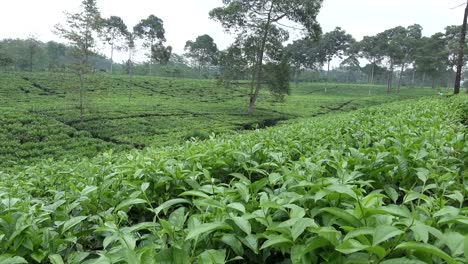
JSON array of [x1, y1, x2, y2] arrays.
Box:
[[0, 96, 466, 263], [0, 72, 438, 167]]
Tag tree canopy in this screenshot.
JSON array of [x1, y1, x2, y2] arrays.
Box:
[[184, 34, 219, 72], [134, 15, 166, 74], [210, 0, 323, 114]]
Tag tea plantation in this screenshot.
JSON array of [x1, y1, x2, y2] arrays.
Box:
[[0, 95, 466, 263], [0, 72, 437, 168]]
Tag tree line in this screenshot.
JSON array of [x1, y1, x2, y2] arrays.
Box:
[[0, 0, 466, 116]]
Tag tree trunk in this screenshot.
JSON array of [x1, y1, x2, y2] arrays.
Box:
[[128, 49, 134, 102], [397, 63, 406, 94], [370, 62, 375, 85], [324, 59, 331, 93], [110, 43, 114, 74], [129, 70, 134, 102], [422, 72, 426, 87], [79, 73, 85, 127], [249, 70, 256, 98], [387, 61, 394, 94], [447, 71, 452, 90], [367, 70, 371, 84], [30, 50, 33, 72], [248, 6, 274, 115], [411, 69, 416, 86], [294, 66, 299, 88], [149, 40, 154, 76], [198, 63, 202, 78], [149, 59, 152, 76], [454, 1, 468, 95], [432, 78, 436, 89]]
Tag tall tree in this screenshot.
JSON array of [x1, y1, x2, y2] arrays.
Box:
[[210, 0, 323, 115], [286, 38, 321, 86], [184, 34, 219, 75], [376, 26, 407, 93], [218, 43, 249, 85], [446, 25, 468, 91], [357, 35, 384, 85], [26, 36, 40, 72], [395, 24, 422, 93], [340, 44, 362, 85], [46, 41, 67, 70], [133, 15, 166, 75], [55, 0, 102, 126], [414, 34, 448, 89], [102, 16, 128, 74], [126, 32, 135, 102], [454, 2, 468, 95], [317, 27, 355, 81]]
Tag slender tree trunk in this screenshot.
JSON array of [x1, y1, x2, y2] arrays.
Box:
[[370, 62, 375, 85], [421, 72, 426, 87], [387, 61, 394, 94], [198, 63, 202, 78], [129, 70, 134, 102], [149, 59, 152, 76], [110, 43, 114, 74], [323, 59, 331, 93], [455, 1, 468, 95], [432, 78, 436, 89], [397, 62, 406, 94], [295, 68, 299, 87], [148, 41, 153, 76], [412, 69, 416, 86], [29, 50, 33, 73], [447, 71, 452, 90], [128, 49, 134, 102], [79, 73, 85, 127], [248, 6, 274, 115], [249, 70, 256, 98]]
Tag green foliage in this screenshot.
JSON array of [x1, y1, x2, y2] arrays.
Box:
[[415, 33, 448, 79], [264, 57, 291, 101], [317, 27, 355, 66], [218, 43, 250, 84], [133, 14, 166, 70], [133, 15, 166, 45], [102, 16, 129, 48], [151, 43, 172, 65], [210, 0, 323, 113], [0, 72, 437, 168], [185, 35, 219, 71], [0, 96, 466, 263], [55, 0, 102, 73], [0, 39, 109, 72]]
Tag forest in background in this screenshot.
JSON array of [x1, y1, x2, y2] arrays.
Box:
[[0, 24, 466, 89]]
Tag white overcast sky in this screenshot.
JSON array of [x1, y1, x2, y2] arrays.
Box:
[[0, 0, 465, 62]]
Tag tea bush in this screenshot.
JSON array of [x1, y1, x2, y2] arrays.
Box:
[[0, 96, 466, 263]]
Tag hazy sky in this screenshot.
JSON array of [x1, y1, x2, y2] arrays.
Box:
[[0, 0, 465, 62]]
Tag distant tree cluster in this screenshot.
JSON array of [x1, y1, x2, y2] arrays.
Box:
[[0, 39, 109, 72], [0, 0, 467, 115], [282, 24, 468, 93]]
